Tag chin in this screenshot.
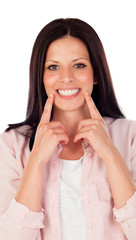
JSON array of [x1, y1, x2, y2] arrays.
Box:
[[55, 99, 85, 112]]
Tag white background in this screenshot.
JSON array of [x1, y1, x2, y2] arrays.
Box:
[[0, 0, 136, 134]]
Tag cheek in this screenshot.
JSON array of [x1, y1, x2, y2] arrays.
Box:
[[43, 74, 56, 88], [77, 72, 94, 95], [76, 71, 93, 84]]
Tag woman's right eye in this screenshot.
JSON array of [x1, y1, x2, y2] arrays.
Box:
[[47, 65, 59, 71]]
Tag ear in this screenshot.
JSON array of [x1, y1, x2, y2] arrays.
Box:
[[93, 77, 98, 85]]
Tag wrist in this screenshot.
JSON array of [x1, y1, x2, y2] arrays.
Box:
[[101, 144, 120, 164], [28, 150, 46, 169]]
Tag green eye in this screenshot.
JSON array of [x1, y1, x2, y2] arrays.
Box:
[[74, 63, 86, 69], [47, 65, 59, 70]]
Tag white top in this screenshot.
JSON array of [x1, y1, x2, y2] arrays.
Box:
[[59, 156, 88, 240]]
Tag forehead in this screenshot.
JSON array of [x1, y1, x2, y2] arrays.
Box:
[[46, 36, 90, 60]]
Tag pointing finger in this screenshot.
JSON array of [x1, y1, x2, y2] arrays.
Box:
[[84, 92, 102, 120], [40, 94, 54, 125]]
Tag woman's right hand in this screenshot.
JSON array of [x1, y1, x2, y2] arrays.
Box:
[[31, 94, 69, 165]]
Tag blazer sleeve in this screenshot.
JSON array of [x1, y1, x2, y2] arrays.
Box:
[[0, 131, 45, 240], [112, 120, 136, 240]]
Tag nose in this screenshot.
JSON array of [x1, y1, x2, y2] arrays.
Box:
[[60, 67, 74, 83]]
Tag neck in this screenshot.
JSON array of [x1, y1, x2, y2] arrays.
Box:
[[52, 103, 90, 144]]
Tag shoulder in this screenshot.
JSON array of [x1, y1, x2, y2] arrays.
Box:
[[0, 126, 31, 177], [104, 116, 136, 130], [103, 116, 136, 143], [0, 125, 30, 152]]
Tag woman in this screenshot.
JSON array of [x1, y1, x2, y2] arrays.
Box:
[[0, 18, 136, 240]]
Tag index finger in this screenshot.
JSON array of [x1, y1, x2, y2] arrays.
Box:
[[84, 92, 102, 120], [40, 94, 54, 125]]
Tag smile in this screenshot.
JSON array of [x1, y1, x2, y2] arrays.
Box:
[[57, 89, 80, 96]]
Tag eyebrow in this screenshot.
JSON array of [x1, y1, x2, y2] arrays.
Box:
[[72, 58, 88, 62], [45, 57, 89, 63], [46, 60, 59, 63]]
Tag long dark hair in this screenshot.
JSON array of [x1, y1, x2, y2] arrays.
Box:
[[6, 18, 126, 150]]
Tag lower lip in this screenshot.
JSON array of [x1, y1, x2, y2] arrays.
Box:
[[56, 89, 81, 100]]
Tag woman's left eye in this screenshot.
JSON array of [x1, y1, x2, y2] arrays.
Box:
[[74, 63, 86, 69]]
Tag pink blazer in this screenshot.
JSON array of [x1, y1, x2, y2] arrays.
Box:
[[0, 116, 136, 240]]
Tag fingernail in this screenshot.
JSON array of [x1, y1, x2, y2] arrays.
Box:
[[84, 92, 88, 96], [49, 94, 53, 97]]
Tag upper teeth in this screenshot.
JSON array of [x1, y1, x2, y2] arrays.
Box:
[[58, 89, 80, 96]]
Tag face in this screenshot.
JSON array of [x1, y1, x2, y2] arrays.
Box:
[[43, 36, 97, 111]]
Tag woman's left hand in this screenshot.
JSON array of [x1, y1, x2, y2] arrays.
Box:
[[73, 92, 115, 160]]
